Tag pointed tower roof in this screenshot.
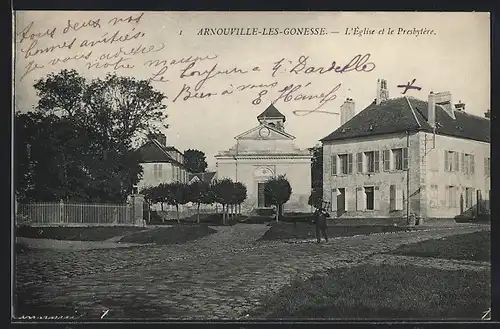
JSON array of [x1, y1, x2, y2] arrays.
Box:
[[257, 103, 286, 122]]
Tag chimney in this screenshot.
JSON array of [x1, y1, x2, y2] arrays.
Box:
[[154, 133, 167, 146], [454, 101, 465, 112], [428, 91, 436, 129], [340, 98, 356, 125], [434, 91, 455, 119], [376, 78, 389, 105]]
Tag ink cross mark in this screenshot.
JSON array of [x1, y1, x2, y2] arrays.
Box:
[[397, 78, 422, 94]]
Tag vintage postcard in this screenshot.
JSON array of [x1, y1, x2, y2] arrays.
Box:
[[13, 11, 491, 321]]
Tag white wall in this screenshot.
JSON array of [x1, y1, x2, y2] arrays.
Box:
[[216, 156, 312, 212], [421, 132, 490, 218]]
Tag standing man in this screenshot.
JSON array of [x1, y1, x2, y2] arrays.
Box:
[[313, 206, 330, 243]]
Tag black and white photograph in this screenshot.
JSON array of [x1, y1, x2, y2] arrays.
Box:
[[12, 11, 491, 321]]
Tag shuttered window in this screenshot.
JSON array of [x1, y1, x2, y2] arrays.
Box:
[[453, 152, 459, 171], [356, 187, 364, 210], [402, 148, 409, 170], [331, 189, 338, 212], [373, 186, 380, 210], [339, 154, 349, 174], [383, 150, 391, 171], [356, 153, 363, 173], [395, 186, 403, 210], [154, 164, 163, 179], [390, 185, 396, 211], [429, 185, 439, 208], [331, 154, 337, 176]]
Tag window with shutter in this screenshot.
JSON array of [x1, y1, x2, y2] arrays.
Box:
[[356, 187, 364, 210], [331, 189, 338, 212], [331, 154, 337, 176], [465, 188, 475, 209], [446, 186, 458, 207], [356, 153, 363, 173], [453, 152, 459, 171], [395, 185, 403, 210], [383, 150, 391, 171], [485, 157, 490, 176], [366, 152, 375, 173], [154, 164, 163, 179], [374, 151, 380, 172], [429, 185, 438, 208], [365, 186, 375, 210], [390, 185, 396, 211], [348, 154, 353, 174], [339, 154, 349, 174], [444, 150, 449, 171], [392, 148, 403, 170], [373, 186, 380, 210], [470, 155, 475, 174], [402, 148, 409, 170], [461, 153, 466, 173]]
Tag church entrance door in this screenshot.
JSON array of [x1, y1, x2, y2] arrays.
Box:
[[258, 183, 266, 207]]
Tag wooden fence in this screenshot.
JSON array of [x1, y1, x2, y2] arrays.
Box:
[[17, 201, 138, 226]]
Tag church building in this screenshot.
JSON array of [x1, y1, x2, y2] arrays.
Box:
[[215, 104, 312, 214]]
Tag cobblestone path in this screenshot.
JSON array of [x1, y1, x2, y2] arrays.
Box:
[[15, 224, 489, 320]]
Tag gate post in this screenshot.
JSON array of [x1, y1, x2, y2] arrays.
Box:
[[131, 194, 146, 227]]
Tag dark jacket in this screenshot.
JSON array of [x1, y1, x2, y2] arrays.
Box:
[[313, 209, 329, 228]]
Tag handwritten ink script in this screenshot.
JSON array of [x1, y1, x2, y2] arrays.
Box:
[[154, 53, 375, 115], [17, 12, 145, 81], [482, 308, 491, 320], [397, 78, 422, 94], [15, 12, 379, 116]]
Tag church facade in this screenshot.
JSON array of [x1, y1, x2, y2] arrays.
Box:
[[215, 104, 312, 214]]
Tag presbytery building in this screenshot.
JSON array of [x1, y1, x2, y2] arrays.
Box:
[[321, 79, 490, 221]]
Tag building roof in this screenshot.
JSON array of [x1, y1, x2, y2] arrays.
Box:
[[163, 145, 183, 154], [320, 97, 490, 143], [136, 139, 184, 166], [188, 172, 216, 184], [257, 103, 286, 122]]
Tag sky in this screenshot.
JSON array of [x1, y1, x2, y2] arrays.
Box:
[[13, 11, 490, 169]]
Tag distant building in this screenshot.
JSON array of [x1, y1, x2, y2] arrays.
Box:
[[135, 133, 189, 191], [188, 172, 217, 185], [215, 104, 312, 213], [321, 80, 490, 220]]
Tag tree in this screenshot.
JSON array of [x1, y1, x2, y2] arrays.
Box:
[[188, 181, 211, 223], [140, 186, 160, 223], [183, 149, 208, 173], [163, 182, 190, 223], [231, 182, 247, 217], [15, 112, 93, 202], [311, 145, 323, 191], [21, 69, 169, 203], [212, 178, 234, 225], [264, 175, 293, 222]]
